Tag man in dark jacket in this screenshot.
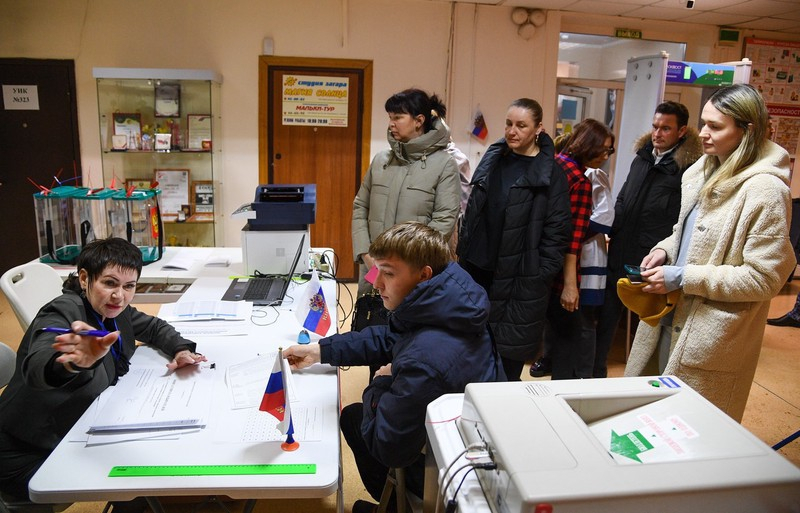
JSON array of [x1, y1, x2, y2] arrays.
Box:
[[593, 101, 702, 377], [284, 222, 503, 513]]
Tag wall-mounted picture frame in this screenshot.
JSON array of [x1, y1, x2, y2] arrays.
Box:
[[112, 113, 141, 146], [187, 114, 212, 150], [192, 180, 214, 215], [125, 177, 152, 190], [154, 168, 190, 217], [154, 83, 180, 118]]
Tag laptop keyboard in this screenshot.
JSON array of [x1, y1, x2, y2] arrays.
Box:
[[242, 277, 285, 302]]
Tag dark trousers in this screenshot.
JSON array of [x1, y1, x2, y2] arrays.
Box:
[[0, 430, 49, 500], [340, 403, 425, 502], [546, 293, 583, 380], [577, 305, 599, 378], [594, 284, 625, 378], [500, 357, 525, 382]]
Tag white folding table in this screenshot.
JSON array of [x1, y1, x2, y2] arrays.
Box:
[[28, 277, 342, 512]]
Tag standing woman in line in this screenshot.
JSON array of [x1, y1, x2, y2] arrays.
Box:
[[546, 119, 615, 380], [458, 98, 571, 381], [625, 84, 795, 421], [352, 88, 461, 297]]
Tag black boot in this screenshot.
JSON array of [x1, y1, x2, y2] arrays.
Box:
[[767, 313, 800, 328], [529, 356, 551, 377], [767, 293, 800, 327]]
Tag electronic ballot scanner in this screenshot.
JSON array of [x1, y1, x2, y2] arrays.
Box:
[[446, 376, 800, 512], [233, 184, 315, 276]]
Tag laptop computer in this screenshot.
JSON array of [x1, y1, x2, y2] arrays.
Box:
[[222, 234, 306, 305]]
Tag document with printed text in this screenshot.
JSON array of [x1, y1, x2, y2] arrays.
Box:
[[88, 364, 216, 433]]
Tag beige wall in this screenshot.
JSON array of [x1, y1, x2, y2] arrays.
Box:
[[2, 0, 798, 246]]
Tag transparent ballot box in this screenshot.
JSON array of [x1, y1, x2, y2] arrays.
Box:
[[109, 189, 164, 264], [72, 188, 117, 245], [34, 186, 84, 264]]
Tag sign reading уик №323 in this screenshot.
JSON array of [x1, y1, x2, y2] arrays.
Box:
[[282, 75, 349, 127]]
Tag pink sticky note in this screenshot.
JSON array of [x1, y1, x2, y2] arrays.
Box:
[[365, 265, 378, 284]]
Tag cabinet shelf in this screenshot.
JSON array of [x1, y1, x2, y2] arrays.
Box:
[[163, 218, 214, 224], [105, 149, 211, 154]]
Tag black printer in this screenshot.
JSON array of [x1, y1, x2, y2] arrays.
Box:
[[246, 184, 316, 231]]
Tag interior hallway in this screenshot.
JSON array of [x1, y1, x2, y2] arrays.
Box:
[[0, 277, 797, 513]]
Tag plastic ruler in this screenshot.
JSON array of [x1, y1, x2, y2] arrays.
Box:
[[109, 464, 316, 477]]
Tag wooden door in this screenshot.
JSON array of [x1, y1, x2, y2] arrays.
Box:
[[259, 57, 372, 281], [0, 59, 81, 274]]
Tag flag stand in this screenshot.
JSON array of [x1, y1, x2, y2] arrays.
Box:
[[281, 414, 299, 451], [261, 348, 300, 451], [281, 434, 300, 452]]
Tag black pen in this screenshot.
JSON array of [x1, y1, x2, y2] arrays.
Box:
[[40, 327, 111, 337]]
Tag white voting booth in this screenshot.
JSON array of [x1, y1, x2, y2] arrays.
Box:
[[612, 54, 753, 200], [426, 377, 800, 513]]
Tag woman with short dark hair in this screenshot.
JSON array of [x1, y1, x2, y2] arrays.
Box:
[[0, 237, 206, 500]]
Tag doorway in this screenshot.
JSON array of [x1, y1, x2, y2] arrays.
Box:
[[259, 57, 373, 281], [0, 59, 81, 274], [556, 79, 623, 181]]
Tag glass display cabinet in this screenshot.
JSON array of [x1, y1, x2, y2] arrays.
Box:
[[93, 67, 222, 247]]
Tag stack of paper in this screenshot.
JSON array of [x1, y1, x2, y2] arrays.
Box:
[[88, 365, 215, 434], [158, 300, 252, 321]]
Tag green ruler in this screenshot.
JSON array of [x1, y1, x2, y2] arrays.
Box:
[[109, 464, 316, 477]]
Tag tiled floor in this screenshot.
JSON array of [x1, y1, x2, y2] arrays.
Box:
[[0, 277, 797, 513]]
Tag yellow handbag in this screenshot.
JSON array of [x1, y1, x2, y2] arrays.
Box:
[[616, 278, 681, 327]]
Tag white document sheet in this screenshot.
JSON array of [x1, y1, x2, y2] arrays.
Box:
[[158, 300, 252, 321], [213, 405, 322, 443], [170, 321, 250, 337], [161, 250, 197, 271], [225, 353, 298, 410], [88, 364, 216, 432]]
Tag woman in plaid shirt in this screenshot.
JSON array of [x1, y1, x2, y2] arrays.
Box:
[[546, 119, 615, 380]]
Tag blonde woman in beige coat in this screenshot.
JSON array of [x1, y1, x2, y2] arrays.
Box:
[[625, 84, 795, 422]]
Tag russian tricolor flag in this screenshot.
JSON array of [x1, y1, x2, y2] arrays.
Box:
[[471, 108, 488, 141], [260, 350, 294, 437], [294, 270, 331, 336]]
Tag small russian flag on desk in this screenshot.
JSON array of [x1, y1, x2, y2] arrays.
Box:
[[260, 349, 298, 450], [294, 270, 331, 336]]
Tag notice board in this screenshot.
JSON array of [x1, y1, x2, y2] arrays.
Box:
[[744, 37, 800, 179]]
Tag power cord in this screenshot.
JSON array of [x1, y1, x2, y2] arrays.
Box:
[[434, 443, 495, 513]]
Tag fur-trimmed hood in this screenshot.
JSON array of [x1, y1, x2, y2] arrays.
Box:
[[633, 127, 703, 171]]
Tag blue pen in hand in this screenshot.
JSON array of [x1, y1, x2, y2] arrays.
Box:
[[40, 327, 111, 337], [297, 329, 310, 344]]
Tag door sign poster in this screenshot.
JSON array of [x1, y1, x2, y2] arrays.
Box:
[[282, 75, 349, 127], [3, 85, 40, 110]]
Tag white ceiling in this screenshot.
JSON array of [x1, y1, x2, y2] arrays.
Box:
[[424, 0, 800, 34]]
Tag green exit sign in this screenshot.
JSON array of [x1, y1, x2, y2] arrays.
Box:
[[615, 28, 642, 39]]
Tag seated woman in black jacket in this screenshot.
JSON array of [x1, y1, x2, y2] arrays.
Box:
[[0, 237, 205, 500]]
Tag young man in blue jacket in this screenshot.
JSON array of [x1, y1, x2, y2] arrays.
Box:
[[284, 222, 504, 513]]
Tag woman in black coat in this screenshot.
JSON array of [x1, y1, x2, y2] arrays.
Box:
[[458, 98, 571, 380], [0, 238, 206, 500]]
